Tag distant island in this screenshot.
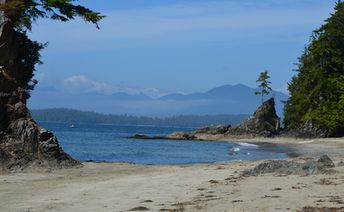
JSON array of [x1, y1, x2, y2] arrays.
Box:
[[31, 108, 250, 128]]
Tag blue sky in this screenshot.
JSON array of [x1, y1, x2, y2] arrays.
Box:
[[29, 0, 337, 98]]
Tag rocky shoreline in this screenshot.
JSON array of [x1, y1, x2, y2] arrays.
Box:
[[129, 98, 333, 143]]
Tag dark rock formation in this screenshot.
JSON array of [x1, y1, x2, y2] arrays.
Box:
[[0, 8, 80, 171], [225, 98, 280, 137], [128, 133, 194, 141], [129, 134, 155, 139], [128, 134, 171, 140], [243, 155, 335, 176], [281, 119, 329, 138], [0, 116, 80, 171], [193, 125, 231, 135], [129, 132, 197, 140]]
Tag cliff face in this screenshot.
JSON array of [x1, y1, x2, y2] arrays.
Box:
[[0, 10, 79, 171]]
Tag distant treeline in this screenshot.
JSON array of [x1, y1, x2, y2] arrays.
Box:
[[31, 108, 249, 127]]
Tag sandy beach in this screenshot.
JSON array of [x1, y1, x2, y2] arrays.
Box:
[[1, 138, 344, 212]]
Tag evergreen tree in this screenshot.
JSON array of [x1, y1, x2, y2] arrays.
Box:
[[284, 1, 344, 136], [0, 0, 104, 96], [0, 0, 104, 31], [255, 70, 272, 104]]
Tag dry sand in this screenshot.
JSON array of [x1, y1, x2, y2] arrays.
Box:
[[1, 137, 344, 212]]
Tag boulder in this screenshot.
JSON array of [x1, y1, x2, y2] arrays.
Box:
[[243, 155, 335, 176], [226, 98, 280, 137]]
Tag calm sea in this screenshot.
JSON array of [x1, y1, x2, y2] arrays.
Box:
[[39, 122, 291, 165]]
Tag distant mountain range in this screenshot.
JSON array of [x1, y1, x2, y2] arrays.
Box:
[[160, 84, 287, 101], [29, 84, 289, 117]]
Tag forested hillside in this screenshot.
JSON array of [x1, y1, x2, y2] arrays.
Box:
[[284, 2, 344, 137], [31, 108, 249, 127]]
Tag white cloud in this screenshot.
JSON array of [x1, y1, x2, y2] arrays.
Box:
[[61, 75, 164, 97], [63, 75, 114, 94]]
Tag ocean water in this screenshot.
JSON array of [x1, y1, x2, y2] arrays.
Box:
[[40, 122, 292, 165]]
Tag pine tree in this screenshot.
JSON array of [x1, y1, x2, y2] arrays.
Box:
[[284, 1, 344, 136], [0, 0, 104, 95], [0, 0, 104, 31], [255, 70, 272, 104]]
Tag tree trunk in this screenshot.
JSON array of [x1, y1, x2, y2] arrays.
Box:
[[261, 94, 263, 105]]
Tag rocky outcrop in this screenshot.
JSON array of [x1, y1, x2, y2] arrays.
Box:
[[0, 107, 80, 171], [129, 132, 197, 140], [193, 125, 231, 135], [225, 98, 280, 138], [243, 155, 335, 176], [166, 132, 197, 140], [129, 99, 281, 141], [188, 98, 280, 139], [281, 119, 329, 138], [128, 134, 157, 139]]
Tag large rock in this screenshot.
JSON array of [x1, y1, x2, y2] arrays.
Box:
[[243, 155, 335, 176], [0, 114, 80, 171], [226, 98, 280, 137]]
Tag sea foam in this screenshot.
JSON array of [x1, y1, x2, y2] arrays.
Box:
[[238, 142, 259, 147]]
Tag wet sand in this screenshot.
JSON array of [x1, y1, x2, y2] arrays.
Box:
[[1, 137, 344, 212]]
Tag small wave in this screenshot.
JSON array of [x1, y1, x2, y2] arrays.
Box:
[[228, 147, 240, 155], [232, 147, 240, 152], [238, 142, 259, 147], [230, 147, 241, 152]]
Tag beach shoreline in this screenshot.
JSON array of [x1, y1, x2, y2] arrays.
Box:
[[1, 137, 344, 212]]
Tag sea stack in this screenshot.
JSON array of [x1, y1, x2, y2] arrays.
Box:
[[225, 98, 281, 138]]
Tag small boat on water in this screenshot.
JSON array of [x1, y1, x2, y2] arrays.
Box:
[[69, 124, 77, 128]]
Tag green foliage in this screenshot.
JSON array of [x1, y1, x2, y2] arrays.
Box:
[[0, 0, 104, 94], [0, 0, 105, 31], [255, 70, 272, 104], [284, 1, 344, 136], [13, 30, 44, 91]]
